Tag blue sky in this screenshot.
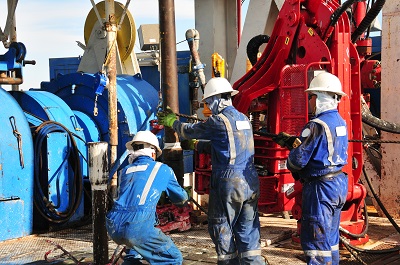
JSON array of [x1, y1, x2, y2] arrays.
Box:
[[0, 0, 197, 90]]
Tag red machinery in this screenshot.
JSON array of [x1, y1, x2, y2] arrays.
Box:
[[194, 0, 385, 244]]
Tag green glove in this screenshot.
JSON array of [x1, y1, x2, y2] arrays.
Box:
[[181, 139, 198, 150], [272, 132, 301, 150], [184, 186, 192, 198], [156, 107, 177, 127]]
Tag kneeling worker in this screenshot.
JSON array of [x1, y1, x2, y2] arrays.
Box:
[[106, 130, 189, 265]]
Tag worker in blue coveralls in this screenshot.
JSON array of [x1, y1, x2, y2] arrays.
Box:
[[106, 130, 189, 265], [157, 77, 265, 265], [273, 72, 348, 265]]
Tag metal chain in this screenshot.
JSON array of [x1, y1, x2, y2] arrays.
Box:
[[349, 139, 400, 144], [176, 113, 205, 121], [174, 113, 400, 144]]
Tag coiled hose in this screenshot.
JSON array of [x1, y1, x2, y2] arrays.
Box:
[[246, 34, 270, 66], [33, 121, 83, 224]]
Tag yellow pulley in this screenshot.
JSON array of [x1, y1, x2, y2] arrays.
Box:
[[84, 1, 136, 62]]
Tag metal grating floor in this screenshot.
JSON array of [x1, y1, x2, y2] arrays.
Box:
[[0, 215, 398, 264]]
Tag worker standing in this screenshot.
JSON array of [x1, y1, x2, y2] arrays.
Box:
[[273, 72, 348, 265], [157, 77, 265, 265], [106, 130, 189, 265]]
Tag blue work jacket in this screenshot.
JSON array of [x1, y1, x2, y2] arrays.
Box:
[[173, 106, 256, 172], [287, 109, 348, 178], [109, 156, 188, 219]]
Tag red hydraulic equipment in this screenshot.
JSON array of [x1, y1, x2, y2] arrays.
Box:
[[193, 0, 381, 244]]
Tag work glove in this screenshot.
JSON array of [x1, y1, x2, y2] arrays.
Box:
[[181, 139, 198, 150], [184, 186, 192, 199], [272, 132, 301, 150], [156, 107, 177, 127]]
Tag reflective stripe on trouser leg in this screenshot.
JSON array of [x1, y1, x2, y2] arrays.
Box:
[[239, 249, 262, 258], [218, 251, 238, 261]]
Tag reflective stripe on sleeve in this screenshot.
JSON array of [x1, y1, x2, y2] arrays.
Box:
[[218, 113, 236, 165]]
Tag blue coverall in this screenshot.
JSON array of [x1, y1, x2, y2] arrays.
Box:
[[173, 105, 264, 265], [287, 109, 348, 265], [106, 156, 188, 265]]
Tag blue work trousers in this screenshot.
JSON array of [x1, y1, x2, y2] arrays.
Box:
[[208, 171, 264, 265], [300, 173, 348, 265], [106, 212, 183, 265]]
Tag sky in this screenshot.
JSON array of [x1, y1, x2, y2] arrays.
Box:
[[0, 0, 197, 90], [0, 0, 381, 91]]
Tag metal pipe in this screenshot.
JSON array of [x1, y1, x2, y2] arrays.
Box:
[[0, 77, 22, 85], [8, 0, 19, 91], [237, 0, 241, 46], [159, 0, 184, 185], [88, 142, 109, 265], [105, 0, 119, 197], [186, 29, 205, 114], [90, 0, 104, 29]]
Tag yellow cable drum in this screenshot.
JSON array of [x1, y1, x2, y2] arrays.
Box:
[[84, 1, 136, 62]]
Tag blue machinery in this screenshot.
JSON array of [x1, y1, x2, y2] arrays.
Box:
[[0, 45, 193, 241]]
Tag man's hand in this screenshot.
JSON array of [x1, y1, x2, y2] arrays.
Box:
[[272, 132, 301, 150], [156, 107, 177, 127], [181, 139, 198, 150]]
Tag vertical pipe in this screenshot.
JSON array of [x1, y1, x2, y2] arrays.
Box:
[[159, 0, 184, 185], [237, 0, 241, 46], [105, 0, 119, 197], [8, 0, 19, 91], [88, 142, 109, 265]]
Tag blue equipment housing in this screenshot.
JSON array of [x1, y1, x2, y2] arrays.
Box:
[[41, 72, 160, 156], [0, 89, 34, 241], [10, 90, 87, 226], [0, 46, 190, 241]]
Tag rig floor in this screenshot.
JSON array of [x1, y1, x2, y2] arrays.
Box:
[[0, 208, 399, 265]]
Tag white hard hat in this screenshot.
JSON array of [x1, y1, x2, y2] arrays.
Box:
[[203, 77, 239, 101], [125, 131, 162, 158], [305, 72, 347, 96]]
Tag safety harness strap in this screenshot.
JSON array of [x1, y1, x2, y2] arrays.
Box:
[[218, 113, 236, 165], [138, 162, 162, 205]]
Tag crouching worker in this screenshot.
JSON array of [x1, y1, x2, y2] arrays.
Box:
[[106, 130, 189, 265]]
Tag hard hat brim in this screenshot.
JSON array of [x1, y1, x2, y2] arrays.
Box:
[[305, 87, 347, 96], [125, 140, 162, 158], [202, 89, 239, 102]]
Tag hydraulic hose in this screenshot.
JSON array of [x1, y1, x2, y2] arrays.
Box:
[[362, 165, 400, 234], [246, 34, 270, 66], [323, 0, 357, 41], [361, 96, 400, 134], [338, 165, 400, 263], [33, 121, 83, 224], [339, 201, 369, 238], [351, 0, 386, 43]]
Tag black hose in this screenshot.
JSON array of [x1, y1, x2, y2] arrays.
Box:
[[328, 0, 357, 31], [338, 165, 400, 259], [361, 96, 400, 134], [33, 121, 83, 224], [339, 201, 369, 238], [362, 166, 400, 234], [246, 34, 270, 66], [351, 0, 386, 43]]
